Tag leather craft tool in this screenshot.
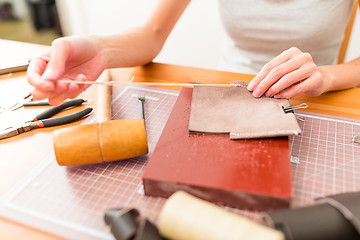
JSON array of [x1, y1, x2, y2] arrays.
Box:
[[53, 69, 148, 166], [0, 92, 33, 115], [4, 96, 88, 113], [138, 95, 146, 120], [158, 191, 285, 240], [104, 208, 164, 240], [103, 191, 285, 240], [264, 191, 360, 240], [143, 87, 292, 211], [22, 99, 88, 107], [0, 99, 92, 140]]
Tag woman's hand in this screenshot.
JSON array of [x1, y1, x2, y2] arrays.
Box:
[[247, 47, 330, 99], [27, 35, 107, 105]]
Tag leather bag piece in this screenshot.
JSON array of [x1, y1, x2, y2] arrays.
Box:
[[188, 81, 302, 139]]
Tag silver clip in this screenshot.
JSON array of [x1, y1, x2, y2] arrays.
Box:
[[282, 103, 308, 114]]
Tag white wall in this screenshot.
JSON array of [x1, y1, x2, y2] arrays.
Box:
[[154, 0, 223, 70], [56, 0, 360, 70], [56, 0, 156, 36]]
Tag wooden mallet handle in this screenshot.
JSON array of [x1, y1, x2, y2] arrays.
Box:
[[97, 69, 112, 123], [53, 68, 148, 166]]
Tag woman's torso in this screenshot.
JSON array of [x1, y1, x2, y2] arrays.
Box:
[[218, 0, 355, 74]]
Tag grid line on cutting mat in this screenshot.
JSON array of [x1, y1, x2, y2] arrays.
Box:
[[1, 86, 360, 239]]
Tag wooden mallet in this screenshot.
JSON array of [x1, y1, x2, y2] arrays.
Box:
[[53, 69, 148, 166]]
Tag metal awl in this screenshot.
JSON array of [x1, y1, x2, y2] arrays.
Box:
[[138, 95, 145, 120]]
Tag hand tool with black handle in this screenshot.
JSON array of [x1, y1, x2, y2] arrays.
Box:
[[0, 99, 92, 140], [29, 99, 86, 122]]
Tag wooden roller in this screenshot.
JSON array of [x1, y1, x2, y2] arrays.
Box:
[[158, 191, 285, 240], [53, 69, 148, 166]]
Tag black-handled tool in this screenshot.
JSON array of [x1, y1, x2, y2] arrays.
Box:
[[0, 98, 92, 140], [22, 98, 87, 107], [23, 101, 51, 107], [0, 108, 92, 140], [31, 99, 86, 122], [39, 108, 92, 127], [105, 208, 165, 240], [2, 95, 87, 114]]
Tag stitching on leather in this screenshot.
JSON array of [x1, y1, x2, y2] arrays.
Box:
[[230, 130, 301, 138], [230, 82, 248, 88]]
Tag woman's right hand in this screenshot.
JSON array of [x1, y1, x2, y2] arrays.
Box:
[[27, 35, 108, 105]]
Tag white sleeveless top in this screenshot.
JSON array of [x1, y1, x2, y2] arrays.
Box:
[[217, 0, 354, 74]]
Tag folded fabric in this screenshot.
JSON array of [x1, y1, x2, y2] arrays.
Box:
[[188, 81, 302, 139]]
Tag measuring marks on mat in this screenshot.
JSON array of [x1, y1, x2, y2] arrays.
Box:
[[290, 112, 360, 206], [0, 86, 179, 240], [1, 86, 360, 239]]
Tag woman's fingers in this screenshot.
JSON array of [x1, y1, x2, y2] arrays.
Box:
[[27, 56, 55, 92], [67, 74, 88, 99], [27, 39, 71, 96], [31, 88, 58, 101], [42, 38, 69, 81], [273, 73, 322, 99], [247, 47, 302, 92], [38, 74, 89, 105], [27, 36, 106, 105], [248, 47, 323, 99], [253, 52, 313, 97], [265, 60, 317, 97]]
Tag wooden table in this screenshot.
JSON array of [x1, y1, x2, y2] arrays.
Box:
[[1, 40, 360, 239]]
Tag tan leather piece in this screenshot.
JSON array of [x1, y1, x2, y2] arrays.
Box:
[[188, 82, 301, 139]]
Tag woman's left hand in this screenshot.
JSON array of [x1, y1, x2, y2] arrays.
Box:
[[247, 47, 330, 99]]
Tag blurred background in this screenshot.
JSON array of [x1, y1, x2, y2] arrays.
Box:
[[0, 0, 60, 45], [0, 0, 359, 71]]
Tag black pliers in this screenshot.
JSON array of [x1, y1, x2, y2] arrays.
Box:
[[0, 99, 92, 140]]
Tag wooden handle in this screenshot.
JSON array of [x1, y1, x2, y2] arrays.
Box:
[[97, 69, 112, 122], [158, 191, 285, 240]]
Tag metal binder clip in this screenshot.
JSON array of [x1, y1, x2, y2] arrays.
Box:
[[282, 103, 308, 114]]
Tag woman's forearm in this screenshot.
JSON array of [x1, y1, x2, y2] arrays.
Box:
[[95, 26, 165, 69], [319, 57, 360, 93], [94, 0, 191, 69]]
